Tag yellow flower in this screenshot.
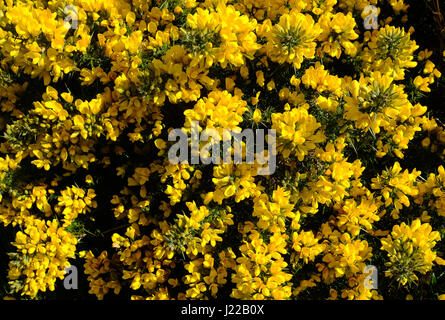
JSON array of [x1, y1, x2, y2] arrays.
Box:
[[262, 10, 322, 68], [381, 219, 440, 286], [271, 107, 326, 160], [252, 109, 262, 123]]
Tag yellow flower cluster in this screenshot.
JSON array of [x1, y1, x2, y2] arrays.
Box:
[[362, 25, 418, 80], [0, 0, 444, 301], [8, 216, 77, 298], [55, 186, 97, 226], [83, 250, 122, 300], [381, 219, 440, 286], [271, 106, 326, 160], [371, 162, 420, 219], [260, 10, 322, 68], [232, 225, 292, 299]]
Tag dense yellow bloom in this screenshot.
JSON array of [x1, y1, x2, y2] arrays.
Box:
[[302, 62, 343, 96], [381, 219, 440, 286], [8, 217, 77, 298], [344, 72, 425, 158], [261, 10, 322, 68], [55, 186, 97, 226], [271, 106, 326, 160], [319, 231, 372, 283], [317, 12, 359, 58], [83, 250, 122, 300], [335, 196, 380, 236], [362, 25, 418, 80], [371, 162, 420, 219], [210, 163, 262, 204], [253, 187, 296, 232], [185, 90, 248, 133], [292, 231, 325, 264], [0, 0, 443, 302], [232, 229, 293, 299], [415, 166, 445, 217]]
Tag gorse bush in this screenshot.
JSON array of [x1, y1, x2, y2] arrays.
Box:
[[0, 0, 444, 300]]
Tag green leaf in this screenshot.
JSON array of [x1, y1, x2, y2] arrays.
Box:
[[431, 273, 437, 286]]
